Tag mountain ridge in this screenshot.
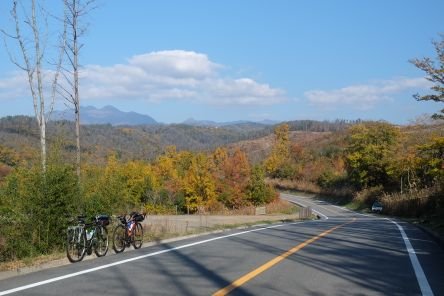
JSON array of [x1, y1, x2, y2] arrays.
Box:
[[51, 105, 158, 126], [49, 105, 280, 127]]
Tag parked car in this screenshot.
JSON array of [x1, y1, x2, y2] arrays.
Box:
[[371, 201, 383, 213]]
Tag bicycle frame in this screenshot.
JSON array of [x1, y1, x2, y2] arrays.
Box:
[[112, 213, 144, 253], [67, 215, 109, 262]]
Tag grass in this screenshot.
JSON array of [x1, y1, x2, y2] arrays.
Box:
[[0, 251, 66, 272]]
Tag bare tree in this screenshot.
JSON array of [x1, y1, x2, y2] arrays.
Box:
[[58, 0, 96, 179], [410, 34, 444, 120], [1, 0, 65, 172]]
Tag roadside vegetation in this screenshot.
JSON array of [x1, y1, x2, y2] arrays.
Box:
[[0, 143, 279, 262], [1, 119, 442, 264], [268, 122, 443, 221]]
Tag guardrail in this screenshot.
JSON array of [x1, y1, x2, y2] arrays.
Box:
[[299, 206, 312, 219]]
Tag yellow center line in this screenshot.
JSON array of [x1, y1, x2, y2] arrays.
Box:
[[212, 218, 356, 296]]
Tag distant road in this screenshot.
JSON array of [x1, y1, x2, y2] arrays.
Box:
[[1, 193, 443, 295]]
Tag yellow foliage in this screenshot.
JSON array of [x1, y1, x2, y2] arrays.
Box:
[[183, 153, 217, 212]]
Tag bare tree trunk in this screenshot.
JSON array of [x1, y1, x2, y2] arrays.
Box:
[[75, 109, 80, 178], [60, 0, 96, 181], [2, 0, 63, 173], [73, 0, 81, 179]]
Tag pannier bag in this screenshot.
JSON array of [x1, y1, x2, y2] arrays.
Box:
[[96, 214, 110, 226], [132, 213, 145, 222]]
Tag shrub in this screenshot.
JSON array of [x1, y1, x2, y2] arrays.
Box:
[[247, 166, 276, 206], [0, 163, 78, 261], [353, 186, 384, 206]]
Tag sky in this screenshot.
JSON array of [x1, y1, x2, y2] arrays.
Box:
[[0, 0, 443, 124]]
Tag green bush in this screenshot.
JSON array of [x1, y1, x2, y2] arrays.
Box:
[[0, 163, 78, 261], [247, 166, 276, 206]]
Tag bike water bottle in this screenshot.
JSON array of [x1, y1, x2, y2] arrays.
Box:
[[86, 229, 93, 240]]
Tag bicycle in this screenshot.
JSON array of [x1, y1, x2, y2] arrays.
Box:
[[66, 214, 110, 263], [112, 212, 145, 253]]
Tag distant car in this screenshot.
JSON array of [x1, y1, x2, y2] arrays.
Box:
[[371, 201, 383, 213]]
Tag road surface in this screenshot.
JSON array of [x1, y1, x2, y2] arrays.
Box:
[[0, 193, 443, 295]]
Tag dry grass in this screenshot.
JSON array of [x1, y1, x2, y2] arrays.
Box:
[[143, 200, 299, 242], [266, 199, 299, 215], [0, 251, 66, 272], [267, 178, 322, 193], [380, 187, 440, 217]]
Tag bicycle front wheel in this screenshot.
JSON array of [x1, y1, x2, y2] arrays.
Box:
[[94, 226, 109, 257], [112, 224, 126, 253], [132, 222, 143, 249], [66, 227, 86, 263]]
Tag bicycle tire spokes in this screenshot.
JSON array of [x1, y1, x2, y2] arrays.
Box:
[[112, 224, 127, 253], [66, 227, 86, 263], [132, 223, 144, 249]]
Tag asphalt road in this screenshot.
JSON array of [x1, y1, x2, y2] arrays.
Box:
[[1, 193, 443, 295]]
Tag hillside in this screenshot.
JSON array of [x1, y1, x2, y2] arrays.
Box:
[[0, 116, 351, 165], [227, 131, 333, 164]]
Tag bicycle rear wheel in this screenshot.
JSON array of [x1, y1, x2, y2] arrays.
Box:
[[66, 227, 86, 263], [94, 226, 109, 257], [132, 222, 143, 249], [112, 224, 126, 253]]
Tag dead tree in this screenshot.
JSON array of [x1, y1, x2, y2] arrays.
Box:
[[1, 0, 65, 172], [58, 0, 96, 180]]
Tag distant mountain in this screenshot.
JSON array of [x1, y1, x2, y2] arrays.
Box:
[[183, 118, 280, 127], [51, 105, 158, 126]]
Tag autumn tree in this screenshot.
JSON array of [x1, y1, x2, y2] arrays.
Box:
[[345, 122, 400, 189], [121, 161, 158, 207], [183, 153, 217, 213], [410, 34, 444, 120], [264, 123, 292, 178], [415, 136, 444, 187], [217, 148, 251, 209]]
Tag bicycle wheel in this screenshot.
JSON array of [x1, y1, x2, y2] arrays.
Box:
[[94, 226, 109, 257], [66, 227, 86, 263], [112, 224, 126, 253], [132, 222, 143, 249]]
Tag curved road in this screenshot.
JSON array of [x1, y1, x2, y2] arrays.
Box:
[[0, 193, 443, 295]]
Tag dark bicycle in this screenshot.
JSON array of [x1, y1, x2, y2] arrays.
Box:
[[66, 214, 110, 263], [112, 212, 145, 253]]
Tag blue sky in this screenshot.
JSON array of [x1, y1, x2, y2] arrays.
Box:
[[0, 0, 443, 124]]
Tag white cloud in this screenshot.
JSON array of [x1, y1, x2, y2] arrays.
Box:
[[0, 50, 286, 106], [128, 50, 220, 79], [305, 77, 432, 110], [0, 71, 30, 99], [78, 50, 286, 105]]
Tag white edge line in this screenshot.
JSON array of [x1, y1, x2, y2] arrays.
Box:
[[389, 219, 434, 296], [312, 209, 329, 220], [0, 222, 302, 295]]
